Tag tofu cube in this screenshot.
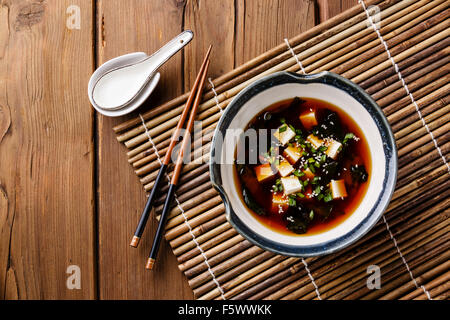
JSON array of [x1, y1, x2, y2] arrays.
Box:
[[306, 134, 324, 150], [281, 175, 303, 195], [271, 192, 289, 214], [254, 164, 276, 183], [275, 158, 294, 177], [325, 139, 342, 160], [273, 125, 296, 146], [330, 179, 348, 199], [303, 167, 315, 180], [283, 144, 302, 165], [299, 110, 318, 130]]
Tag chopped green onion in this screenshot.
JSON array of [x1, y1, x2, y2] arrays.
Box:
[[288, 197, 296, 207], [314, 186, 321, 195], [343, 133, 355, 144], [293, 170, 305, 177], [289, 124, 296, 133], [324, 191, 333, 202]]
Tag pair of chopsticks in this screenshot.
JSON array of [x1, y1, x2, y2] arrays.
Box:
[[130, 45, 212, 270]]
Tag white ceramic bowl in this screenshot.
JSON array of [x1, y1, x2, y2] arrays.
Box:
[[210, 71, 397, 257]]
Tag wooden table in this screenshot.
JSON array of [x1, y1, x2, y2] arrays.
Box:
[[0, 0, 356, 299]]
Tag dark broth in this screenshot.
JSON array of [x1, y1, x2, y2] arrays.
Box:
[[234, 97, 371, 236]]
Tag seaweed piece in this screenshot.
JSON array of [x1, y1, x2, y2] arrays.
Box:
[[284, 204, 311, 234], [289, 97, 306, 109], [351, 164, 369, 183], [321, 159, 340, 183], [286, 216, 308, 234], [242, 187, 266, 216], [310, 203, 333, 220], [312, 110, 344, 141]]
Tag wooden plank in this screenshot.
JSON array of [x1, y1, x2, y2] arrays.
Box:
[[0, 0, 95, 299], [183, 0, 236, 88], [96, 0, 193, 299], [235, 0, 316, 67], [317, 0, 357, 22]]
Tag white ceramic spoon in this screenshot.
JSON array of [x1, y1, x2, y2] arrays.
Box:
[[89, 30, 193, 112]]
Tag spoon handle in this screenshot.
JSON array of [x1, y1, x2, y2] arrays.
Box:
[[141, 30, 193, 73]]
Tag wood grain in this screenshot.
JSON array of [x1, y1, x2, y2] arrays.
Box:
[[235, 0, 316, 67], [183, 0, 235, 88], [317, 0, 357, 21], [0, 0, 95, 299]]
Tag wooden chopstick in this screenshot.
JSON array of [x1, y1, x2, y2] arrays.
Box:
[[146, 58, 211, 270], [130, 45, 212, 248]]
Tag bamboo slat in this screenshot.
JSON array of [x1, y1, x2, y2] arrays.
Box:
[[115, 0, 450, 300]]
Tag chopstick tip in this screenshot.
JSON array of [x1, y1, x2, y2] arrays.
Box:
[[130, 236, 140, 248], [146, 258, 155, 270], [204, 45, 213, 60]]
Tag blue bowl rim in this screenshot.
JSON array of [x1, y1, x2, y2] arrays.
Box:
[[209, 71, 398, 257]]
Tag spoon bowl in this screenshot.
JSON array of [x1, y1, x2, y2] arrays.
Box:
[[88, 52, 161, 117], [88, 30, 193, 116]]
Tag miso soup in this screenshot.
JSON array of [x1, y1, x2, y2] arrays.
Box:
[[234, 97, 371, 235]]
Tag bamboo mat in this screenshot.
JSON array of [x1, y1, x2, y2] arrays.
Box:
[[114, 0, 450, 300]]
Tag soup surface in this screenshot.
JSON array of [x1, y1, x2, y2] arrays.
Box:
[[234, 97, 371, 235]]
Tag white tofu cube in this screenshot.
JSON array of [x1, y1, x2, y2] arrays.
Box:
[[299, 110, 318, 130], [283, 144, 302, 164], [254, 164, 276, 182], [325, 139, 342, 160], [281, 175, 303, 195], [330, 179, 348, 199], [306, 134, 323, 149], [274, 125, 296, 146], [275, 158, 294, 177]]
